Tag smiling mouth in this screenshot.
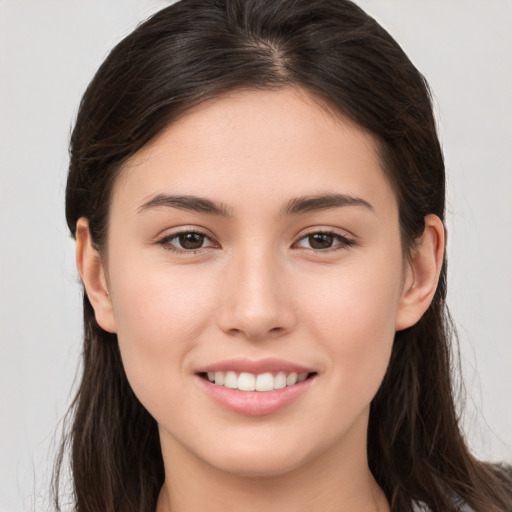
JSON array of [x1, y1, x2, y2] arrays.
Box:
[[199, 371, 317, 392]]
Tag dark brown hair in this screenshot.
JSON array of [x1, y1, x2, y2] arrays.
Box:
[[56, 0, 512, 511]]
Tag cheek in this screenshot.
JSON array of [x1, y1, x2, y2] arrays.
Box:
[[107, 255, 218, 406], [300, 250, 403, 404], [304, 250, 402, 335], [113, 268, 209, 342]]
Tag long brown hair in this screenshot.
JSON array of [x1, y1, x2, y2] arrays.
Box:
[[55, 0, 512, 510]]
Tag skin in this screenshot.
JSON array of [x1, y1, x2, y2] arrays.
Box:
[[76, 88, 444, 512]]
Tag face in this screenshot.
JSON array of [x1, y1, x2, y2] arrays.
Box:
[[101, 88, 409, 477]]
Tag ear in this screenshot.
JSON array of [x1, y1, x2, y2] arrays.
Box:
[[395, 214, 445, 331], [75, 218, 117, 333]]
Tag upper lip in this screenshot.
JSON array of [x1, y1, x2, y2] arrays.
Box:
[[196, 357, 315, 375]]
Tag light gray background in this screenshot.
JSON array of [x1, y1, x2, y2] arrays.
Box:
[[1, 1, 511, 511]]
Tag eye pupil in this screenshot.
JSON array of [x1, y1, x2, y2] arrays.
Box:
[[309, 233, 334, 249], [179, 232, 204, 250]]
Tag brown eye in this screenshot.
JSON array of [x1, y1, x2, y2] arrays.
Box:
[[295, 231, 354, 251], [308, 233, 334, 249], [159, 230, 216, 252], [178, 232, 205, 250]]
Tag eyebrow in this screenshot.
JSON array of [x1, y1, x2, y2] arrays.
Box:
[[137, 192, 374, 217], [282, 193, 374, 216], [138, 194, 232, 217]]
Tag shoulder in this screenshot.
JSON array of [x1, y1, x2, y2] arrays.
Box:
[[412, 500, 474, 511], [412, 463, 512, 511], [411, 501, 430, 511]]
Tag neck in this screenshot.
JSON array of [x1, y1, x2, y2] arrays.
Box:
[[155, 414, 389, 512], [157, 472, 388, 512]]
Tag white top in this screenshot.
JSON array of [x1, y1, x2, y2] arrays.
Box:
[[412, 499, 473, 511]]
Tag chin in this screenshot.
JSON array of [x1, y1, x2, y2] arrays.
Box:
[[193, 430, 323, 478], [209, 451, 308, 478]]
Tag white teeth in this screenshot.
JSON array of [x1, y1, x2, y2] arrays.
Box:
[[286, 372, 298, 386], [255, 372, 274, 391], [224, 371, 238, 389], [205, 370, 312, 391], [274, 371, 287, 389], [238, 372, 256, 391]]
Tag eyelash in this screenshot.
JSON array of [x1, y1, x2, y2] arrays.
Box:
[[156, 229, 355, 254], [157, 229, 217, 254], [294, 230, 355, 252]]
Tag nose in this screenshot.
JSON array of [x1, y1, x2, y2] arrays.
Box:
[[216, 249, 296, 341]]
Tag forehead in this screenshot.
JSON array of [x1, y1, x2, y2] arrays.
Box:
[[112, 88, 396, 218]]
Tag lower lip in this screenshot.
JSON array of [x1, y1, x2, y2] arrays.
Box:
[[196, 375, 316, 416]]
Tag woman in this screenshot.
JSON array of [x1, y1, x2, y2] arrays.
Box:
[[54, 0, 512, 510]]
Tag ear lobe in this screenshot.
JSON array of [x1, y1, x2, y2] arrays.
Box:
[[395, 214, 445, 331], [75, 218, 117, 333]]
